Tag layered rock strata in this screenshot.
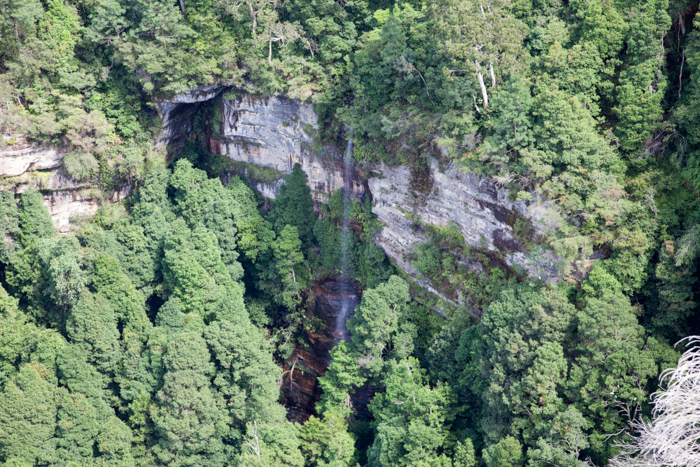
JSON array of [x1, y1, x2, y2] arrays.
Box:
[[213, 93, 366, 202], [369, 161, 561, 307], [0, 138, 129, 232], [156, 87, 563, 304], [1, 143, 64, 176], [160, 89, 367, 202]]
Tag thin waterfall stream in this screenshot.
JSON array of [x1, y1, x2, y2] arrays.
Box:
[[283, 134, 368, 421], [335, 136, 354, 341]]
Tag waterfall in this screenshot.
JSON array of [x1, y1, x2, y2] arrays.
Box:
[[335, 136, 354, 341]]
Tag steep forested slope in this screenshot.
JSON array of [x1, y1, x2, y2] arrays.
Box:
[[1, 0, 700, 466]]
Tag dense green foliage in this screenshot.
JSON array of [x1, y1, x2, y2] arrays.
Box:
[[2, 0, 700, 465], [0, 162, 314, 466], [0, 157, 405, 465]]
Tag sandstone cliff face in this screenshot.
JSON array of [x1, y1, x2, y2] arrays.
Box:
[[160, 89, 367, 202], [369, 161, 561, 307], [212, 93, 366, 202], [0, 143, 64, 176], [0, 138, 129, 232], [156, 87, 562, 305]]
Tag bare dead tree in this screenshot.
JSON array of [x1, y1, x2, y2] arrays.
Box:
[[224, 0, 278, 40], [679, 49, 685, 99], [265, 21, 301, 64], [243, 421, 261, 460], [476, 61, 489, 108], [493, 170, 516, 187], [279, 357, 299, 390], [611, 337, 700, 467]]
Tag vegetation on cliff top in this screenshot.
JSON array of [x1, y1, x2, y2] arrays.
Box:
[[1, 0, 700, 466]]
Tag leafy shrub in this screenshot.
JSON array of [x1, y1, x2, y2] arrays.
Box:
[[63, 151, 98, 181]]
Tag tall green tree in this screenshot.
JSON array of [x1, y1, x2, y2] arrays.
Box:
[[17, 191, 55, 247], [150, 331, 229, 466], [455, 285, 578, 454], [0, 286, 34, 385], [367, 357, 452, 467], [169, 159, 246, 282], [0, 191, 21, 262], [204, 319, 286, 425], [429, 0, 528, 110], [161, 219, 247, 322], [317, 341, 365, 417], [567, 267, 674, 460], [299, 409, 357, 467], [92, 253, 152, 343], [347, 275, 413, 379], [268, 163, 316, 248], [0, 363, 57, 465], [259, 224, 309, 311], [66, 289, 122, 375]]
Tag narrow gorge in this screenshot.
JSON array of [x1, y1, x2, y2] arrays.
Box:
[[155, 86, 564, 307], [1, 87, 568, 424], [1, 86, 563, 308]]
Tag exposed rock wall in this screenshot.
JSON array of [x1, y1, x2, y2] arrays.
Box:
[[156, 88, 564, 304], [215, 93, 367, 203], [0, 138, 128, 232], [253, 180, 286, 200], [43, 190, 101, 232], [160, 89, 367, 203], [0, 143, 63, 176], [369, 161, 561, 306], [3, 87, 564, 303]]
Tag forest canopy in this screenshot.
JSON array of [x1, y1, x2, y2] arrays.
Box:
[[1, 0, 700, 466]]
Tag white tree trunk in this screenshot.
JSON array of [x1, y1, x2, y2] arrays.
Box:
[[490, 62, 496, 87], [478, 72, 488, 109], [248, 2, 257, 40]]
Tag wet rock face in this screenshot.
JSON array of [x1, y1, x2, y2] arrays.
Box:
[[282, 280, 361, 422]]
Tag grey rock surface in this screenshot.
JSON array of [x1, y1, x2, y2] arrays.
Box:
[[369, 161, 561, 306], [44, 190, 101, 233], [211, 92, 366, 202], [0, 141, 63, 177], [1, 139, 127, 232], [253, 179, 286, 199]]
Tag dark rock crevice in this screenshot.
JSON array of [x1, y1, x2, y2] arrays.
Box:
[[281, 280, 375, 423]]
